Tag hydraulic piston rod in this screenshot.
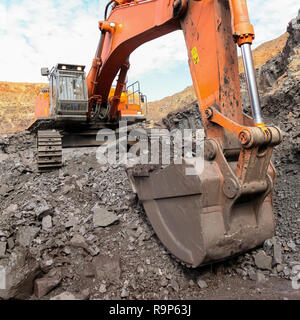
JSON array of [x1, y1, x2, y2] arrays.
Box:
[[241, 43, 263, 125], [230, 0, 266, 128]]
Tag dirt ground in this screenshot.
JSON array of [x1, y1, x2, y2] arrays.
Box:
[[0, 133, 299, 300]]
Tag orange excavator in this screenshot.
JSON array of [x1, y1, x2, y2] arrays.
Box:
[[29, 59, 146, 171], [31, 0, 282, 267], [30, 69, 146, 171]]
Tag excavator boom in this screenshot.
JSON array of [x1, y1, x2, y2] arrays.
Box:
[[87, 0, 251, 129]]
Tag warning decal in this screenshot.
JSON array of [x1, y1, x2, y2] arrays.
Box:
[[191, 46, 199, 65]]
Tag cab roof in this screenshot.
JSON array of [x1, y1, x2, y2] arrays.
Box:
[[56, 64, 86, 71]]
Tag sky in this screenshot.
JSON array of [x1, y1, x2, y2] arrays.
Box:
[[0, 0, 299, 101]]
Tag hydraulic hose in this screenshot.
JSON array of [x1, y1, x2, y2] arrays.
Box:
[[105, 0, 114, 20]]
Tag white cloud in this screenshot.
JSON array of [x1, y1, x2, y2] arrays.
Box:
[[0, 0, 298, 86], [0, 0, 104, 83], [247, 0, 299, 46], [129, 31, 187, 79]]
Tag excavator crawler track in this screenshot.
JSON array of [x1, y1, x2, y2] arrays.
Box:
[[37, 130, 62, 172]]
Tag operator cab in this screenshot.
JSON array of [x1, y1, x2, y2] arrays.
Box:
[[118, 81, 147, 122], [41, 64, 89, 121]]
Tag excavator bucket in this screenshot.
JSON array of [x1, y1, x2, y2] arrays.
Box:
[[128, 137, 279, 268]]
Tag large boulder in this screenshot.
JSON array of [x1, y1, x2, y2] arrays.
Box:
[[0, 247, 40, 300]]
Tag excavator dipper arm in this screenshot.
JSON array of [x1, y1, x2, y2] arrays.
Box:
[[87, 0, 282, 267]]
